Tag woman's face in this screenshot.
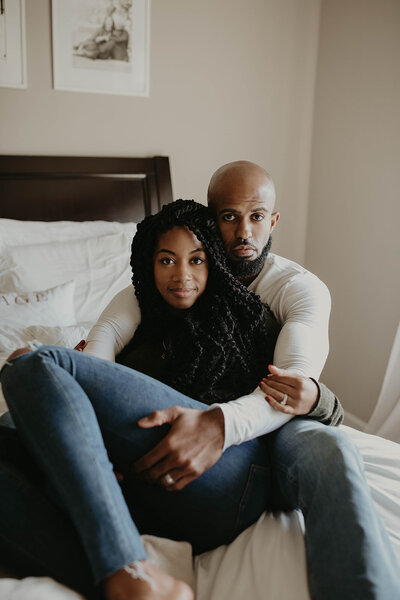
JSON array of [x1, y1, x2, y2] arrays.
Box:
[[153, 226, 208, 310]]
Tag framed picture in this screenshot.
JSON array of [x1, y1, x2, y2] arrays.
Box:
[[51, 0, 150, 96], [0, 0, 27, 88]]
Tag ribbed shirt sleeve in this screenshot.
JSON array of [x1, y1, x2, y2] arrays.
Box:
[[84, 286, 140, 361], [307, 380, 344, 427]]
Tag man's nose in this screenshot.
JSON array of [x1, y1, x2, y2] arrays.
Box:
[[235, 219, 252, 240]]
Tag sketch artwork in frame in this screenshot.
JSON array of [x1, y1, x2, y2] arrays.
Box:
[[0, 0, 27, 88], [52, 0, 150, 96]]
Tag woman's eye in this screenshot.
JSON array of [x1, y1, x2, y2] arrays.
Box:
[[191, 257, 205, 265], [160, 257, 174, 265]]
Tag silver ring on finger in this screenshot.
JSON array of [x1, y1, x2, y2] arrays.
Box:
[[164, 473, 174, 485], [280, 393, 288, 406]]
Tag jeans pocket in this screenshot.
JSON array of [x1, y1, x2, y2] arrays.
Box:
[[233, 463, 270, 539]]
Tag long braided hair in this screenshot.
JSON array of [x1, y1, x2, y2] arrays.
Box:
[[127, 199, 281, 403]]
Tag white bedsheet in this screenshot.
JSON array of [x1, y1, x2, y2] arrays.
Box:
[[0, 424, 398, 600]]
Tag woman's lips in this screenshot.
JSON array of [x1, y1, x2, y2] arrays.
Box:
[[169, 288, 196, 298]]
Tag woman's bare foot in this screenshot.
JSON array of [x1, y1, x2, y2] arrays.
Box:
[[103, 560, 193, 600]]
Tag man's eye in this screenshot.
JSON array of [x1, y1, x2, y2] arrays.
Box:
[[160, 257, 174, 265], [221, 214, 236, 222], [191, 257, 205, 265], [252, 213, 264, 221]]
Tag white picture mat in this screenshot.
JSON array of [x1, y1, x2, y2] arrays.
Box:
[[0, 0, 27, 88], [52, 0, 150, 96]]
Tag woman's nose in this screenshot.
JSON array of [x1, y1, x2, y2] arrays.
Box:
[[172, 264, 192, 281]]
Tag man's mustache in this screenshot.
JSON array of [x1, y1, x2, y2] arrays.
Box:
[[233, 240, 257, 250]]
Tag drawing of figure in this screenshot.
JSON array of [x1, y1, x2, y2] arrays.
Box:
[[73, 0, 132, 62]]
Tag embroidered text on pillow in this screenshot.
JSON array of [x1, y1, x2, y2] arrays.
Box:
[[0, 291, 50, 306]]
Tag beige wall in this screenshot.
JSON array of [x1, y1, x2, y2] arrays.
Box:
[[306, 0, 400, 423], [0, 0, 320, 264]]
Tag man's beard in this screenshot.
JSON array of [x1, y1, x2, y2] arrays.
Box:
[[227, 236, 272, 279]]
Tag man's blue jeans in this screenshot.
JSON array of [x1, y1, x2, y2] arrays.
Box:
[[0, 346, 399, 599]]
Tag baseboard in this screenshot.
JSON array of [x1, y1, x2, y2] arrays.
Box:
[[343, 410, 367, 431]]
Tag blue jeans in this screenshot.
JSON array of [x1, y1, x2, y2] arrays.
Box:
[[0, 346, 399, 599], [266, 419, 400, 599], [0, 346, 270, 594]]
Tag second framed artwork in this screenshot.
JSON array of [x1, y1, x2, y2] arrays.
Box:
[[52, 0, 150, 96]]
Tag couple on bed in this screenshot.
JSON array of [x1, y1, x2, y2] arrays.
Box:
[[0, 161, 399, 600]]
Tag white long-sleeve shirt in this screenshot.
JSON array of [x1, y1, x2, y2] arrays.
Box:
[[85, 253, 331, 450]]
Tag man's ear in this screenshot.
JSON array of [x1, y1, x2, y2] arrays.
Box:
[[270, 212, 280, 232]]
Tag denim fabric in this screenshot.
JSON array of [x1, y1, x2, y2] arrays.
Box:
[[1, 346, 399, 599], [0, 457, 99, 600], [267, 419, 400, 600], [0, 346, 270, 588]]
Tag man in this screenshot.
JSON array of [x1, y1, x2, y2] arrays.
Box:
[[83, 160, 399, 599]]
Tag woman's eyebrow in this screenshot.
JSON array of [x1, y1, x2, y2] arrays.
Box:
[[155, 248, 205, 255], [156, 248, 175, 255]]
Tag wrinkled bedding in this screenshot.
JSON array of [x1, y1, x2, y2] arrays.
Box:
[[0, 425, 399, 600]]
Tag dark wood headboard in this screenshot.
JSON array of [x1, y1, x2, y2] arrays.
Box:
[[0, 155, 173, 222]]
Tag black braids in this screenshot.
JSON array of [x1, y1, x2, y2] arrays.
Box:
[[127, 200, 281, 403]]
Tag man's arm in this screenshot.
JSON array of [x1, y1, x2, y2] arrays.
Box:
[[211, 271, 338, 450], [84, 286, 140, 361], [307, 381, 343, 427], [260, 272, 332, 378]]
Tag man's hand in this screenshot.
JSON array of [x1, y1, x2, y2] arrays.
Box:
[[6, 347, 32, 361], [133, 406, 225, 491], [259, 364, 319, 415]]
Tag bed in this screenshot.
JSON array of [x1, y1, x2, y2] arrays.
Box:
[[0, 155, 399, 599]]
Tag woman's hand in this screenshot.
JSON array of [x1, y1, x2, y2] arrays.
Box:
[[259, 364, 319, 415], [6, 347, 32, 361], [74, 340, 87, 352]]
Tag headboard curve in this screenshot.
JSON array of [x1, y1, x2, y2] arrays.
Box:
[[0, 155, 173, 222]]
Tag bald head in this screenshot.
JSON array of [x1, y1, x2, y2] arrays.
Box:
[[207, 161, 276, 211]]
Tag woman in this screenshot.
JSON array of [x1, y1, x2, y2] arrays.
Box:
[[0, 201, 341, 600]]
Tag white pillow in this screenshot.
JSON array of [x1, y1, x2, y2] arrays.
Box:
[[0, 324, 90, 359], [0, 218, 136, 248], [5, 232, 133, 324], [0, 281, 76, 328], [0, 254, 37, 293]]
